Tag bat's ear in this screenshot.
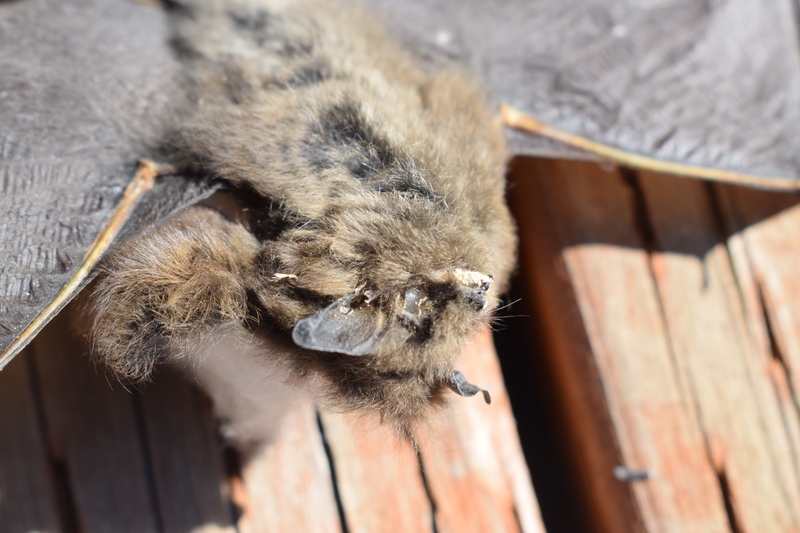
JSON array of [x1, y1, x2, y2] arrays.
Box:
[[446, 371, 491, 404], [292, 295, 390, 356]]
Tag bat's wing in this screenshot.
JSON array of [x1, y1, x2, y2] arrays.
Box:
[[373, 0, 800, 189], [0, 0, 219, 366]]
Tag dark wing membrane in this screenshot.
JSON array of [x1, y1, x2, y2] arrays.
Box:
[[0, 0, 217, 363], [371, 0, 800, 188]]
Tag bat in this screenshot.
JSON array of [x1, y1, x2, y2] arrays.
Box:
[[65, 0, 516, 441], [3, 0, 792, 445]]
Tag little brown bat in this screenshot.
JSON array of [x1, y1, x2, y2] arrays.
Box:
[[80, 0, 516, 440]]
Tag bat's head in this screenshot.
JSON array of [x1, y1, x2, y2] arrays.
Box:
[[250, 181, 511, 432], [289, 267, 495, 423]]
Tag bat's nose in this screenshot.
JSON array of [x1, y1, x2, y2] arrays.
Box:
[[464, 289, 487, 311]]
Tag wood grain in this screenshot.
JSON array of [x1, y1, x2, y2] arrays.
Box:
[[509, 156, 800, 532], [0, 310, 540, 533], [30, 311, 161, 532], [0, 351, 61, 533], [641, 172, 800, 532], [238, 402, 343, 533], [320, 412, 433, 533], [138, 367, 236, 533], [318, 327, 545, 533], [714, 184, 800, 531], [510, 159, 731, 532], [420, 327, 545, 533]]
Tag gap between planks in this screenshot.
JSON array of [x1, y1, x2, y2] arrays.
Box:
[[0, 308, 542, 533], [508, 157, 800, 533]]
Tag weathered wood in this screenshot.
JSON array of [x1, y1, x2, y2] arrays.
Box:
[[238, 402, 343, 533], [715, 184, 800, 530], [1, 278, 541, 532], [30, 310, 161, 532], [9, 155, 800, 532], [317, 326, 545, 533], [419, 327, 545, 533], [510, 158, 732, 532], [509, 158, 640, 533], [640, 171, 800, 532], [137, 367, 236, 533], [320, 412, 433, 533], [0, 351, 61, 533]]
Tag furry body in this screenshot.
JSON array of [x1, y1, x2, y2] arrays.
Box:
[[84, 0, 516, 436]]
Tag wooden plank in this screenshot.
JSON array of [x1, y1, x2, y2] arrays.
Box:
[[509, 156, 640, 533], [509, 158, 638, 533], [137, 367, 236, 533], [0, 350, 61, 533], [318, 327, 544, 533], [721, 186, 800, 493], [715, 185, 800, 391], [0, 280, 541, 533], [419, 327, 546, 533], [509, 158, 730, 532], [238, 402, 343, 533], [713, 184, 800, 530], [320, 411, 434, 533], [639, 171, 800, 532], [29, 310, 161, 532]]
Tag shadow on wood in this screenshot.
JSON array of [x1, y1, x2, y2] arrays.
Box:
[[503, 157, 800, 533], [0, 302, 542, 532]]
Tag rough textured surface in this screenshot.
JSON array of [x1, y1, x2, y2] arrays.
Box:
[[374, 0, 800, 183], [0, 0, 218, 357], [0, 317, 543, 533], [508, 158, 800, 532]]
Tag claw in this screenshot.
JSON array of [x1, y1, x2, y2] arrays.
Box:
[[446, 370, 491, 404]]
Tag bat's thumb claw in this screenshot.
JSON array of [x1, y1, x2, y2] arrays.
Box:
[[446, 370, 491, 404]]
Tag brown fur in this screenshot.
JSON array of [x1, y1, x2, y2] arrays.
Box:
[[83, 0, 517, 437]]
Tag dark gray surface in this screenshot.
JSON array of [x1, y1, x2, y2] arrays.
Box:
[[374, 0, 800, 182], [0, 0, 217, 357]]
